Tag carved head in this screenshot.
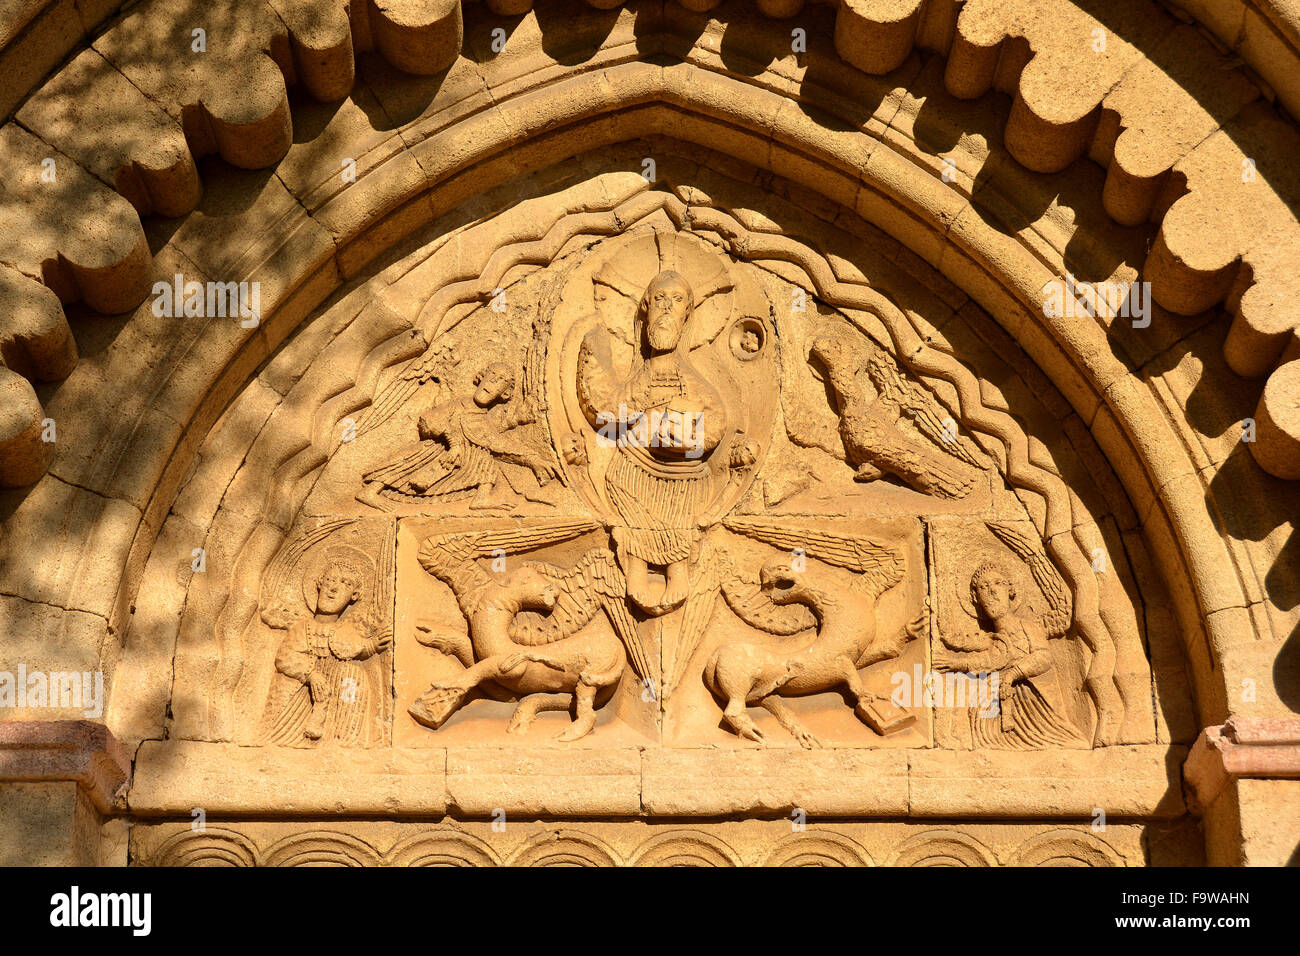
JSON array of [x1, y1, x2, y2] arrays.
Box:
[[473, 362, 515, 407], [639, 270, 694, 353], [808, 332, 859, 396], [759, 556, 812, 606], [316, 560, 363, 617], [970, 561, 1017, 623], [498, 563, 559, 612]]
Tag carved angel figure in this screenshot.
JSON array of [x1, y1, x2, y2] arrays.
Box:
[[257, 546, 391, 747], [409, 524, 645, 741], [707, 519, 921, 748], [359, 360, 560, 511], [932, 526, 1088, 750], [809, 328, 981, 499]]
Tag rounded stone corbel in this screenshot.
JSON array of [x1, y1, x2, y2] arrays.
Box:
[[0, 268, 77, 384], [270, 0, 357, 103], [367, 0, 463, 76], [1250, 354, 1300, 480], [0, 365, 51, 488], [834, 0, 923, 76]]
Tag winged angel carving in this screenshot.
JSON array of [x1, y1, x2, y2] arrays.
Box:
[[358, 315, 561, 511], [377, 230, 1106, 749], [932, 523, 1089, 749], [256, 521, 395, 747]]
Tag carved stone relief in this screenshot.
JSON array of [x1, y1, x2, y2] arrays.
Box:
[[195, 210, 1160, 757], [131, 818, 1202, 867]]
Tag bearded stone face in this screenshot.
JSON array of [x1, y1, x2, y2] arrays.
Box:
[[642, 272, 693, 353]]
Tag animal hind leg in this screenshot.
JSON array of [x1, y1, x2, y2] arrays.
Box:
[[556, 681, 601, 742], [508, 692, 572, 735], [760, 696, 820, 749]]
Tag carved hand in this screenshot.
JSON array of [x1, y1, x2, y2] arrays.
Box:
[[560, 433, 587, 466], [531, 460, 562, 485], [729, 438, 759, 468]]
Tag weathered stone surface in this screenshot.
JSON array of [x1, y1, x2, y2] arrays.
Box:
[[129, 740, 450, 815], [0, 0, 1295, 870]]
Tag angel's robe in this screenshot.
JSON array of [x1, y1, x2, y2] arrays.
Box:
[[942, 616, 1086, 749], [580, 346, 727, 564], [364, 397, 545, 500], [258, 618, 386, 746]]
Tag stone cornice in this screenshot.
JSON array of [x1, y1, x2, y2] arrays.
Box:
[[1183, 716, 1300, 814], [0, 719, 131, 813], [127, 740, 1188, 819]]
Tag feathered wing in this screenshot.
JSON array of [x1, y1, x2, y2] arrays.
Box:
[[415, 532, 491, 616], [508, 549, 647, 681], [721, 575, 817, 635], [501, 309, 551, 430], [664, 549, 724, 696], [864, 344, 984, 470], [358, 341, 459, 440], [416, 519, 601, 616], [587, 550, 654, 685], [987, 521, 1073, 636], [507, 549, 609, 648], [722, 517, 905, 597], [449, 519, 600, 555]]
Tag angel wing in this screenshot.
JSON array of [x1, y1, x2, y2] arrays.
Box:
[[445, 519, 599, 556], [373, 520, 396, 636], [501, 310, 551, 430], [721, 575, 817, 636], [503, 548, 648, 682], [587, 550, 653, 685], [987, 521, 1072, 636], [864, 343, 985, 470], [416, 519, 601, 616], [357, 340, 460, 439], [722, 517, 905, 598]]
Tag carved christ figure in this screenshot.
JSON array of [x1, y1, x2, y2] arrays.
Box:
[[360, 362, 559, 510], [577, 270, 728, 610], [933, 560, 1087, 749]]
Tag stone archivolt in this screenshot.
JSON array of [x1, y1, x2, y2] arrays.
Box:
[[0, 0, 1296, 867]]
